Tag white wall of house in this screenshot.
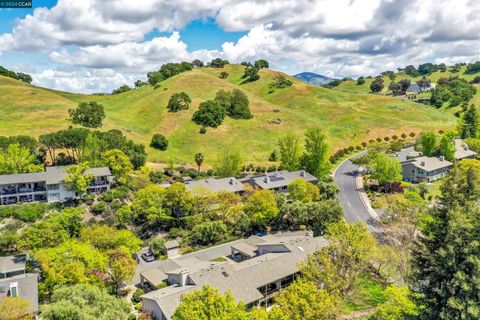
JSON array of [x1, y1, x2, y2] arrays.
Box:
[[142, 298, 166, 320], [46, 183, 75, 202]]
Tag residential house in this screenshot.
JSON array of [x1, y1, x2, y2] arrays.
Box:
[[401, 156, 453, 183], [0, 254, 38, 313], [242, 170, 317, 192], [0, 166, 112, 205], [405, 83, 421, 100], [185, 177, 244, 194], [454, 139, 477, 161], [141, 231, 325, 319]]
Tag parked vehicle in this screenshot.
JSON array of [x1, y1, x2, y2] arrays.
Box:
[[141, 252, 155, 262]]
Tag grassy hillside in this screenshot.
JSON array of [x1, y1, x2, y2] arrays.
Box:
[[335, 66, 480, 114], [0, 64, 456, 164]]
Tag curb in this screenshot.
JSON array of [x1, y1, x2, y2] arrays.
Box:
[[355, 175, 379, 220]]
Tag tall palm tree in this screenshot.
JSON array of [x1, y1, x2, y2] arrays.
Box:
[[194, 152, 204, 175]]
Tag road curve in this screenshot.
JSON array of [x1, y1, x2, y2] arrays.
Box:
[[333, 153, 383, 234]]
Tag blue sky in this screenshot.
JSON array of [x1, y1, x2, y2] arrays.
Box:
[[0, 0, 479, 93]]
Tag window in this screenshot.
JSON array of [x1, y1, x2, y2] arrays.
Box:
[[47, 184, 60, 190], [0, 285, 5, 292]]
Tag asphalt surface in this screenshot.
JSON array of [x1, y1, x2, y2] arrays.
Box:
[[333, 153, 383, 234]]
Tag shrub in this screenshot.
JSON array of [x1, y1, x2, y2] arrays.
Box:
[[156, 282, 168, 289], [361, 142, 368, 147], [0, 203, 48, 222], [150, 134, 168, 150], [149, 171, 164, 184], [392, 135, 398, 140], [384, 137, 390, 141], [409, 132, 416, 137], [91, 201, 108, 215], [199, 126, 207, 134], [401, 133, 407, 139], [132, 288, 145, 303], [376, 138, 382, 142]]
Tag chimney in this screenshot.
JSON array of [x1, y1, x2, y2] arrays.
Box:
[[464, 145, 469, 151], [300, 170, 306, 177], [229, 178, 234, 185], [264, 175, 270, 184], [439, 156, 444, 162], [179, 269, 189, 286], [420, 161, 426, 167]]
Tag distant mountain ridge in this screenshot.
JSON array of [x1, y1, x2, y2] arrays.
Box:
[[294, 72, 336, 86]]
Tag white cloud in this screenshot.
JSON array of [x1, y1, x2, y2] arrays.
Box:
[[1, 0, 479, 92]]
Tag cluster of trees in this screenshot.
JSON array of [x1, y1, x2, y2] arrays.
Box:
[[277, 128, 331, 179], [192, 89, 252, 130], [370, 78, 384, 93], [401, 63, 447, 77], [465, 60, 480, 74], [146, 59, 233, 86], [431, 77, 476, 108], [0, 65, 32, 83], [411, 159, 480, 318], [241, 59, 269, 83], [417, 130, 457, 161], [388, 79, 411, 96], [38, 128, 146, 169], [117, 172, 341, 248], [147, 61, 194, 86], [269, 74, 292, 89]]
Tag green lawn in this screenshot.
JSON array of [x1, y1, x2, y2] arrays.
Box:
[[343, 276, 388, 312], [0, 64, 456, 165]]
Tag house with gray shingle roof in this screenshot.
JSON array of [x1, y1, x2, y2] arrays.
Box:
[[243, 170, 317, 192], [401, 156, 454, 183], [0, 165, 112, 205], [0, 254, 38, 313], [140, 231, 325, 319], [185, 177, 245, 194]]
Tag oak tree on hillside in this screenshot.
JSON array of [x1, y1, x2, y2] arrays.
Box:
[[150, 134, 168, 151], [254, 59, 269, 69], [192, 100, 226, 128], [167, 92, 191, 112], [68, 101, 106, 128]]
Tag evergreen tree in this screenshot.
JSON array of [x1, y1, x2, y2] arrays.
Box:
[[461, 105, 478, 138], [411, 160, 480, 319]]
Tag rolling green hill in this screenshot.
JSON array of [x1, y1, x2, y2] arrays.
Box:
[[0, 64, 456, 164], [334, 66, 480, 114]]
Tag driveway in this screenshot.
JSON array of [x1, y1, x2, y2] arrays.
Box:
[[333, 153, 383, 234]]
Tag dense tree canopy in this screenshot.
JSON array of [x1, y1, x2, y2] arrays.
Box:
[[192, 100, 226, 128], [150, 134, 169, 151], [244, 190, 278, 229], [41, 284, 130, 320], [278, 132, 302, 171], [303, 128, 331, 179], [167, 92, 191, 112], [411, 159, 480, 319], [68, 101, 106, 128], [214, 89, 252, 119], [213, 149, 242, 178], [0, 143, 43, 175], [172, 285, 248, 320], [370, 153, 402, 185], [0, 297, 32, 320]]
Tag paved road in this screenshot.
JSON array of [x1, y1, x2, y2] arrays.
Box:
[[333, 153, 383, 234]]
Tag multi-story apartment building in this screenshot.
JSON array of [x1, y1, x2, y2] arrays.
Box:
[[0, 166, 112, 205]]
